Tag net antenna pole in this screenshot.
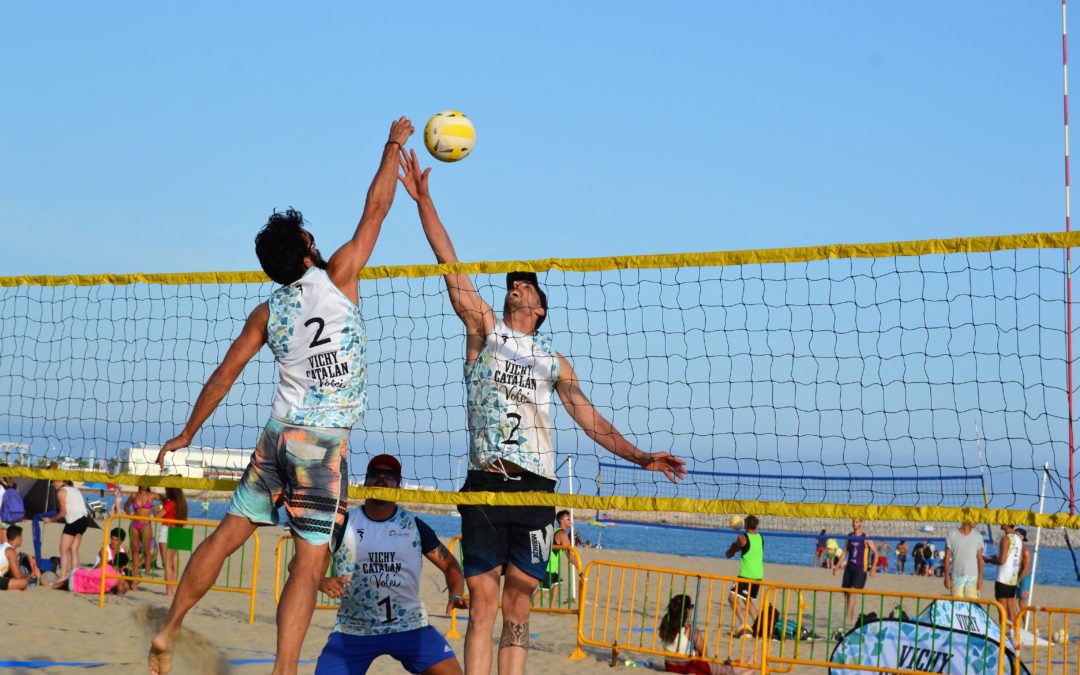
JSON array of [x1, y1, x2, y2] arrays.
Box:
[[1064, 0, 1077, 516], [974, 420, 994, 545], [1023, 462, 1050, 633], [567, 454, 577, 601]]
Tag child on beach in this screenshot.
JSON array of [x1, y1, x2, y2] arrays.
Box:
[[0, 525, 36, 591]]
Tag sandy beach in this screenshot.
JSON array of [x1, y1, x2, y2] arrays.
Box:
[[5, 520, 1079, 674]]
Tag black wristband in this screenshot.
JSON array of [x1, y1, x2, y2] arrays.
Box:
[[386, 141, 402, 149]]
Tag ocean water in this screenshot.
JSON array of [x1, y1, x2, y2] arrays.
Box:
[[113, 496, 1080, 591]]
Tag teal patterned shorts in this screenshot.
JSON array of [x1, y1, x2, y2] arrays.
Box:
[[228, 418, 349, 546]]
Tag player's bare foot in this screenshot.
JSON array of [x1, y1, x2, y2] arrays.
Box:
[[148, 628, 177, 674]]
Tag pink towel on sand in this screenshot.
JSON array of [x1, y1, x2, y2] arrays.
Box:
[[70, 564, 118, 594]]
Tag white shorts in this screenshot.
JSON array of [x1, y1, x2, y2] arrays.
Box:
[[156, 524, 169, 545]]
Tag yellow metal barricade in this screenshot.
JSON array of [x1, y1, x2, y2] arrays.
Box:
[[274, 534, 341, 610], [575, 559, 772, 670], [446, 539, 583, 642], [99, 514, 260, 623], [1015, 606, 1080, 675], [762, 582, 1009, 675]]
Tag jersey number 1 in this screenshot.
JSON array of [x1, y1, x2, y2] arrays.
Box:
[[377, 596, 395, 624]]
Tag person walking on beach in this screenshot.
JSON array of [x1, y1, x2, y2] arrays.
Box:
[[314, 454, 466, 675], [812, 529, 827, 568], [834, 518, 879, 628], [148, 116, 415, 675], [943, 521, 983, 599], [894, 540, 908, 575], [725, 515, 763, 635], [398, 148, 687, 675], [983, 524, 1028, 627], [1015, 528, 1034, 610]]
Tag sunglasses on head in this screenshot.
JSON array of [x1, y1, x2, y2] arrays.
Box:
[[366, 468, 400, 481]]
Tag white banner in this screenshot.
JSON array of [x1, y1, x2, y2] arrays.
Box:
[[829, 617, 1028, 675]]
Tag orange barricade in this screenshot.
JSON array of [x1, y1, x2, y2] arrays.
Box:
[[1014, 606, 1080, 675], [99, 514, 260, 624], [574, 559, 772, 670], [762, 583, 1010, 675]]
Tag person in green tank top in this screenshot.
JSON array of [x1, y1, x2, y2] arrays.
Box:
[[725, 515, 764, 636], [537, 510, 573, 599]]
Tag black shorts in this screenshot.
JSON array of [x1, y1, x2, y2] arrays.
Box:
[[733, 577, 761, 600], [458, 470, 556, 582], [539, 572, 561, 590], [995, 581, 1018, 600], [0, 576, 8, 591], [62, 516, 93, 536], [842, 567, 868, 590]]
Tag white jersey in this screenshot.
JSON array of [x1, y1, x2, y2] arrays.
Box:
[[0, 542, 10, 576], [332, 506, 439, 636], [996, 532, 1023, 585], [267, 267, 367, 428], [465, 320, 560, 479], [61, 486, 88, 522]]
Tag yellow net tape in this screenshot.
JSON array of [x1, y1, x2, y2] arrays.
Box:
[[3, 230, 1079, 287]]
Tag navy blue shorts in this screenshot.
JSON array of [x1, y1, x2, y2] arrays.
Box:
[[458, 470, 555, 582], [314, 626, 456, 674]]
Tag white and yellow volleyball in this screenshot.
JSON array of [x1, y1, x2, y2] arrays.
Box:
[[424, 110, 476, 162], [1053, 628, 1069, 644], [730, 515, 745, 531]]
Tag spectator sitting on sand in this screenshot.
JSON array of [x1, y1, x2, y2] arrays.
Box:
[[0, 525, 36, 591]]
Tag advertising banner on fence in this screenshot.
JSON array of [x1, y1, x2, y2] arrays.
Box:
[[830, 601, 1028, 675]]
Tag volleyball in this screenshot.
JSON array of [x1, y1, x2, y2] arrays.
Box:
[[1053, 628, 1069, 644], [729, 515, 744, 530], [424, 111, 476, 162]]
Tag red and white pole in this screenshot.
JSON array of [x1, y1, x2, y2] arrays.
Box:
[[1063, 0, 1075, 515]]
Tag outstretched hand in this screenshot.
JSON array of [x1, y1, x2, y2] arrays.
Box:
[[156, 434, 192, 469], [638, 452, 688, 483], [398, 148, 431, 201], [388, 116, 414, 147]]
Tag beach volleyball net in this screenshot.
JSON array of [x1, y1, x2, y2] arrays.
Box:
[[2, 231, 1079, 528]]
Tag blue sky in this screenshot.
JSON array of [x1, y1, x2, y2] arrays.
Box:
[[0, 2, 1069, 276]]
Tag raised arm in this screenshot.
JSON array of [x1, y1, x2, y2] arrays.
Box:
[[554, 355, 687, 483], [156, 303, 269, 467], [325, 117, 415, 301], [424, 540, 468, 615], [398, 148, 495, 355]]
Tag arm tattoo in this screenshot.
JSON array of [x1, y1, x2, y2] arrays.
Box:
[[434, 543, 453, 562], [499, 620, 530, 650]]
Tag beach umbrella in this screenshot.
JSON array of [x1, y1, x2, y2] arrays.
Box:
[[15, 478, 57, 518]]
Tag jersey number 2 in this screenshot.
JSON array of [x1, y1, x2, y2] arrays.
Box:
[[501, 412, 522, 446], [304, 317, 332, 348]]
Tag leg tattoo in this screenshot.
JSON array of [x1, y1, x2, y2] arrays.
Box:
[[499, 620, 530, 650]]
